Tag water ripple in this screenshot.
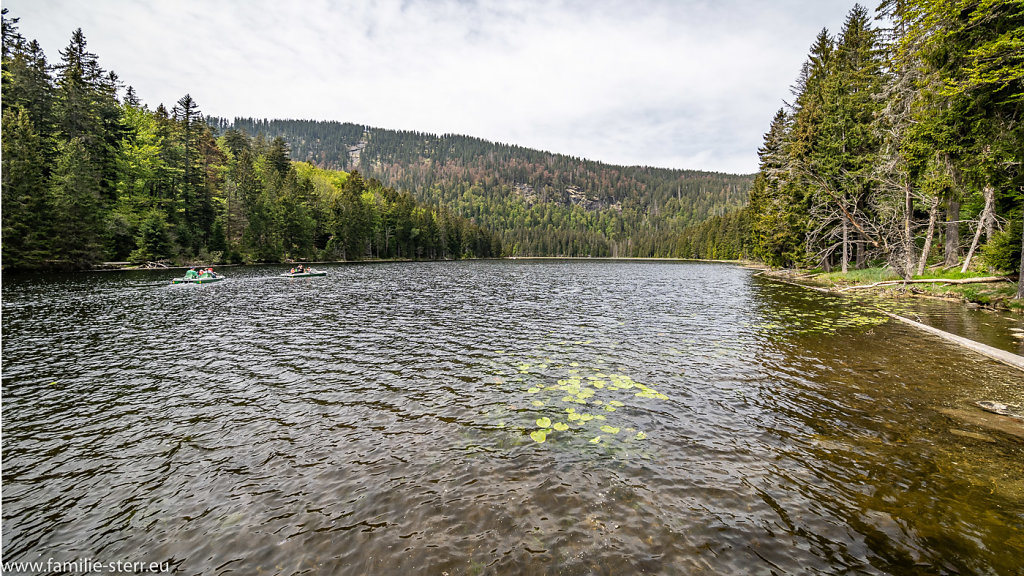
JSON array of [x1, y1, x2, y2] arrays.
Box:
[[3, 262, 1022, 575]]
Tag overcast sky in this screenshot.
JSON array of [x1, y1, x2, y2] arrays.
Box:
[[6, 0, 860, 174]]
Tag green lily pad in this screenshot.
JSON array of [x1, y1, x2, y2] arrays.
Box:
[[527, 387, 541, 393], [635, 431, 647, 440], [589, 436, 601, 444], [530, 430, 547, 443], [536, 417, 552, 428], [600, 425, 620, 434], [553, 422, 569, 431]]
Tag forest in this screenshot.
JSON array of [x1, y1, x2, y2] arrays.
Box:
[[1, 10, 499, 269], [742, 1, 1023, 296], [210, 118, 753, 258], [6, 1, 1020, 278]]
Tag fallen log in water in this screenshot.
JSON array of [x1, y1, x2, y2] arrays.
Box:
[[763, 272, 1024, 372], [880, 310, 1024, 372], [837, 276, 1010, 292]]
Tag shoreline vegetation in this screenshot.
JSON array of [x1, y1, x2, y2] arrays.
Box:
[[741, 4, 1024, 303], [759, 266, 1024, 376], [760, 267, 1024, 313], [83, 256, 758, 271]]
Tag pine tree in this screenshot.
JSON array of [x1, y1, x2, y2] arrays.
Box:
[[49, 138, 104, 266], [2, 107, 54, 267], [748, 110, 805, 267], [54, 28, 120, 204]]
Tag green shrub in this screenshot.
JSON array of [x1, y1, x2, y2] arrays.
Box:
[[981, 220, 1022, 274]]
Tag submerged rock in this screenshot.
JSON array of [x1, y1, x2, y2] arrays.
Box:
[[949, 428, 998, 443], [976, 400, 1024, 419], [938, 407, 1024, 441]]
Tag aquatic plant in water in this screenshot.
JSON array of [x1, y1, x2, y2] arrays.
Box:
[[491, 346, 665, 447], [753, 293, 889, 337]]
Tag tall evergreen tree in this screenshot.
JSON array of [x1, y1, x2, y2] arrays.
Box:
[[2, 108, 53, 267], [49, 138, 104, 266], [53, 28, 120, 203]]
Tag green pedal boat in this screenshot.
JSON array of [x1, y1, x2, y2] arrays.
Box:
[[171, 275, 225, 284]]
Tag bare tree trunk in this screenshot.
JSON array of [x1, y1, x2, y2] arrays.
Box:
[[944, 198, 961, 267], [856, 237, 866, 269], [904, 182, 915, 275], [961, 185, 995, 273], [842, 218, 849, 273], [1018, 217, 1024, 299], [917, 196, 939, 276]]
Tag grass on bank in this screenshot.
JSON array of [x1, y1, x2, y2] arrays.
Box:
[[784, 266, 1023, 312]]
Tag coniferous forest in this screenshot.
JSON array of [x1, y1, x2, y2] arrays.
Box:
[[745, 1, 1023, 295], [3, 1, 1022, 277], [208, 119, 753, 258], [1, 10, 499, 269]]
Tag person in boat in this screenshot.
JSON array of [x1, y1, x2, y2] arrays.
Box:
[[184, 267, 198, 279], [296, 264, 305, 273]]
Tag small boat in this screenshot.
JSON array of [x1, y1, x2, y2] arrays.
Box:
[[280, 269, 327, 278], [171, 274, 226, 284]]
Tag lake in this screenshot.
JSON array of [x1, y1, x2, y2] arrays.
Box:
[[2, 261, 1022, 575]]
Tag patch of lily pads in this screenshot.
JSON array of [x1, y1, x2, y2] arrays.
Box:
[[489, 350, 667, 448], [754, 297, 889, 337]]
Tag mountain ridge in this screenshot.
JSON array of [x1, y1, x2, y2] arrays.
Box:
[[208, 117, 754, 257]]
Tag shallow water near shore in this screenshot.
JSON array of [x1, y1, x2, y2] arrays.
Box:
[[874, 295, 1024, 356], [2, 261, 1022, 575]]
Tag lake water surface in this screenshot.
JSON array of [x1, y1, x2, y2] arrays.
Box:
[[2, 261, 1022, 575]]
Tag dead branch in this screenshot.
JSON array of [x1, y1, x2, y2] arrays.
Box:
[[837, 276, 1011, 292]]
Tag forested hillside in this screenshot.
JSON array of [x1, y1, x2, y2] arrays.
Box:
[[743, 1, 1023, 295], [1, 10, 499, 269], [208, 118, 754, 257]]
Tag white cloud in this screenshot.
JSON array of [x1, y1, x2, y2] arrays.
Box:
[[5, 0, 856, 173]]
